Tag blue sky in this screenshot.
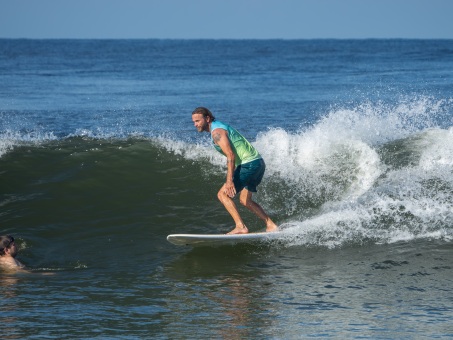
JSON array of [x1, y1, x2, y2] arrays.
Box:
[[1, 0, 452, 39]]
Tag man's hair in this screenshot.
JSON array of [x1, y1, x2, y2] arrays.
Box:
[[0, 235, 14, 256], [192, 107, 216, 121]]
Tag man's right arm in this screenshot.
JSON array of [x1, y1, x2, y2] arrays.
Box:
[[212, 128, 236, 198]]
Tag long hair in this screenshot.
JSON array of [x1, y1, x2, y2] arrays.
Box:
[[192, 107, 216, 121]]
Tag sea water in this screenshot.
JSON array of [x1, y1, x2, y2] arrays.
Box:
[[1, 39, 453, 338]]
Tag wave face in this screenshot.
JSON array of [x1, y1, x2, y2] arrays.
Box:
[[4, 98, 451, 256]]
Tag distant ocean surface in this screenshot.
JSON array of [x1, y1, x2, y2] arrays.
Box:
[[1, 39, 453, 338]]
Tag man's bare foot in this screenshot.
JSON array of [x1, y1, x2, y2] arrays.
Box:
[[266, 221, 279, 232], [226, 226, 249, 235]]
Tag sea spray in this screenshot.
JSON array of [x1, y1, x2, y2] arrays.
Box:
[[254, 98, 453, 247]]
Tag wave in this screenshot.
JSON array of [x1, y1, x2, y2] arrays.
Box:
[[2, 97, 453, 248], [255, 100, 453, 247]]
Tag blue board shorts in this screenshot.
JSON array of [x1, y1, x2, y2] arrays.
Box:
[[233, 158, 266, 193]]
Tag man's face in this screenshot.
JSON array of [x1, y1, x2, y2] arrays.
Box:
[[192, 113, 210, 132]]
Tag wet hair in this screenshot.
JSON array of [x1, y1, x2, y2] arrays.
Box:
[[0, 235, 15, 256], [192, 107, 216, 121]]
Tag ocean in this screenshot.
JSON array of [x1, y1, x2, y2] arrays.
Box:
[[1, 39, 453, 338]]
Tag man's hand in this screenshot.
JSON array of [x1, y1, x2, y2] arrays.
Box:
[[223, 181, 236, 198]]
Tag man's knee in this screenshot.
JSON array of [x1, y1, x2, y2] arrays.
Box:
[[217, 188, 228, 202]]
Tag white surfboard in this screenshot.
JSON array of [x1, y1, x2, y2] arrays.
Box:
[[167, 231, 283, 246]]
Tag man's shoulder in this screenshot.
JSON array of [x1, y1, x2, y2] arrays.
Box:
[[0, 257, 24, 270], [211, 120, 229, 130]]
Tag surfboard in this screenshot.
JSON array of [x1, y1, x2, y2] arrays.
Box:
[[167, 231, 283, 246]]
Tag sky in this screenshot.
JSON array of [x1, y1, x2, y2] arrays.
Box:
[[1, 0, 453, 39]]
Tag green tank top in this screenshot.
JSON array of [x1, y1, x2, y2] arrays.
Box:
[[211, 120, 261, 166]]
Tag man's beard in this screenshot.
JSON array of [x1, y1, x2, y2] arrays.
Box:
[[10, 248, 18, 258], [199, 121, 209, 132]]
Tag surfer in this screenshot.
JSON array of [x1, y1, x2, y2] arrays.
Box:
[[0, 235, 26, 271], [192, 107, 278, 235]]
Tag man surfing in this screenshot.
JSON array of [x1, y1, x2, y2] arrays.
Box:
[[192, 107, 278, 235]]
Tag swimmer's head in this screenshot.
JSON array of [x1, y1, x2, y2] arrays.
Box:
[[0, 235, 17, 257]]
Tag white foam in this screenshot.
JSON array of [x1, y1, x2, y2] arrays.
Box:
[[0, 130, 58, 158], [154, 135, 225, 169], [0, 136, 15, 158], [418, 127, 453, 169], [257, 97, 453, 247]]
